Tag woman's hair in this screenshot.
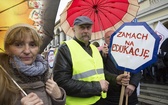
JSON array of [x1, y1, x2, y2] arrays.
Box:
[[0, 53, 19, 105], [4, 23, 42, 51]]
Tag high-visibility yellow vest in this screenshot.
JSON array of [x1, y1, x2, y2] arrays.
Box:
[[65, 40, 106, 105]]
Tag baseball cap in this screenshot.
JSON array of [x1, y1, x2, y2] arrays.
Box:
[[73, 16, 93, 26]]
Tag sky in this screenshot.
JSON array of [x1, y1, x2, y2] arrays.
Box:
[[55, 0, 71, 22]]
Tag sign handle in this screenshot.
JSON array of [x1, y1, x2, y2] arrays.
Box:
[[119, 71, 126, 105], [119, 83, 125, 105], [125, 72, 130, 105], [125, 93, 128, 105], [119, 71, 129, 105]]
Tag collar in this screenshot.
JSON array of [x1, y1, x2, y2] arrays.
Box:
[[73, 37, 90, 47]]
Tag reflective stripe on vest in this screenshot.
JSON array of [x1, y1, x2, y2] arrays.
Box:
[[72, 68, 104, 80], [65, 40, 106, 105]]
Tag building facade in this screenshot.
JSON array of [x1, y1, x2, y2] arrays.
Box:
[[137, 0, 168, 28]]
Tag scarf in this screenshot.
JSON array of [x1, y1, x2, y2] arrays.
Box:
[[10, 54, 48, 76]]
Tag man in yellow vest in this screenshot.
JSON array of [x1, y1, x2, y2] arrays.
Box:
[[53, 16, 130, 105]]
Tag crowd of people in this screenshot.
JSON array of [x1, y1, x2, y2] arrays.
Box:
[[141, 51, 168, 84], [1, 15, 167, 105]]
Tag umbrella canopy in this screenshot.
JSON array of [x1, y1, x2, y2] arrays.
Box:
[[0, 0, 61, 53], [60, 0, 139, 40], [0, 0, 33, 51], [39, 0, 61, 53]]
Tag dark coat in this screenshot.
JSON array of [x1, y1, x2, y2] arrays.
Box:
[[99, 53, 142, 105], [164, 52, 168, 66]]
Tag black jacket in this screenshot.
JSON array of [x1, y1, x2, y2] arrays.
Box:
[[100, 53, 142, 105]]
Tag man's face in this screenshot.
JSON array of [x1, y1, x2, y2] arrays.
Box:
[[105, 31, 114, 45], [73, 24, 92, 45]]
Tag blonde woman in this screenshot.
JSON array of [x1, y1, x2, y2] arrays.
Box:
[[0, 23, 66, 105]]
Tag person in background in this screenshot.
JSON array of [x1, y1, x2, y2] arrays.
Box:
[[92, 41, 100, 47], [92, 41, 104, 51], [99, 30, 142, 105], [163, 52, 168, 83], [0, 23, 66, 105], [53, 16, 130, 105], [155, 50, 167, 84]]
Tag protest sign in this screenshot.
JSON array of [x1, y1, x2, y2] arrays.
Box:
[[109, 22, 160, 73]]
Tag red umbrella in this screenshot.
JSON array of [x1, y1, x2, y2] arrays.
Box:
[[60, 0, 139, 40]]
